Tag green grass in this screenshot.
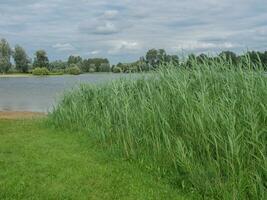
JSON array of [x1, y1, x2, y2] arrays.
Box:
[[0, 119, 185, 200], [49, 60, 267, 199]]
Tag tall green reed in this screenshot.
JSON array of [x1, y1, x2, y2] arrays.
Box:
[[49, 58, 267, 199]]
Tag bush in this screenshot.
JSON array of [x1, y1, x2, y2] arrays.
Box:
[[32, 67, 49, 75], [112, 66, 122, 73], [65, 65, 81, 75], [49, 69, 64, 75], [89, 68, 95, 73]]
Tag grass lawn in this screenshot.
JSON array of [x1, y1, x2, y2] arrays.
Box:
[[0, 119, 185, 200]]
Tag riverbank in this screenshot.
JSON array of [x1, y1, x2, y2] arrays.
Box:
[[0, 74, 32, 78], [0, 72, 123, 78], [0, 111, 46, 119]]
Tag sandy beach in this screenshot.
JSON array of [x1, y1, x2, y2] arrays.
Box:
[[0, 111, 46, 119], [0, 74, 32, 78]]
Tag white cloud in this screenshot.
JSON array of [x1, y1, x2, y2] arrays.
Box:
[[52, 43, 75, 51], [95, 22, 118, 34], [0, 0, 266, 63], [174, 41, 235, 51], [90, 50, 100, 55], [80, 21, 119, 35], [108, 40, 141, 54], [102, 10, 119, 19]]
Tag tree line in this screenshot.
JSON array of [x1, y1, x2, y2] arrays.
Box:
[[0, 38, 111, 74], [1, 38, 267, 74], [114, 49, 267, 72]]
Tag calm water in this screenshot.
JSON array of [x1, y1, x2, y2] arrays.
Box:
[[0, 73, 134, 112]]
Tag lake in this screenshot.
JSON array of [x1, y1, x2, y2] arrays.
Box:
[[0, 73, 134, 113]]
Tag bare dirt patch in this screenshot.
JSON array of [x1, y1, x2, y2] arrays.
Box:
[[0, 111, 46, 119]]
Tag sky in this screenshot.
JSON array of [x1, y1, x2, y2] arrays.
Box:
[[0, 0, 266, 63]]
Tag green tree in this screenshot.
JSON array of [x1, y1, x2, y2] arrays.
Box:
[[219, 51, 237, 65], [98, 63, 111, 72], [86, 58, 109, 72], [49, 60, 67, 70], [0, 38, 12, 73], [13, 45, 31, 73], [67, 55, 82, 66], [146, 49, 159, 68], [33, 50, 49, 69], [166, 55, 179, 66], [145, 49, 169, 68]]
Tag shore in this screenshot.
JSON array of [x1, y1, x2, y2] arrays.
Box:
[[0, 111, 46, 119], [0, 74, 32, 78]]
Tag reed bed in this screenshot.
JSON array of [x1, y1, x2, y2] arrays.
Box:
[[49, 59, 267, 199]]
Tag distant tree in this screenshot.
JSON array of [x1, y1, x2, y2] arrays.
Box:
[[67, 55, 83, 66], [13, 45, 31, 73], [136, 59, 149, 72], [113, 66, 122, 73], [98, 63, 111, 72], [111, 65, 115, 72], [117, 62, 123, 68], [146, 49, 160, 68], [0, 38, 12, 73], [49, 60, 67, 70], [81, 59, 96, 72], [166, 55, 179, 66], [219, 51, 237, 65], [145, 49, 170, 68], [33, 50, 49, 69], [86, 58, 109, 72], [158, 49, 167, 63]]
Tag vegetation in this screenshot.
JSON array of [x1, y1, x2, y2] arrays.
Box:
[[48, 60, 67, 71], [32, 67, 50, 76], [0, 120, 184, 200], [0, 39, 12, 73], [33, 50, 49, 69], [112, 66, 122, 73], [1, 38, 267, 76], [1, 36, 266, 199], [65, 64, 81, 75], [13, 45, 31, 73], [49, 58, 267, 199]]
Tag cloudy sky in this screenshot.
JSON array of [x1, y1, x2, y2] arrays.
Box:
[[0, 0, 266, 63]]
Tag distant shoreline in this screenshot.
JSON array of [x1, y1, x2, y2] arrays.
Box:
[[0, 72, 125, 78], [0, 111, 46, 119], [0, 74, 33, 78]]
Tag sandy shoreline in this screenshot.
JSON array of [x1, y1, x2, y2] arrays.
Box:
[[0, 74, 32, 78], [0, 111, 46, 119]]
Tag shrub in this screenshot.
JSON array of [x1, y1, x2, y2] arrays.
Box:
[[49, 69, 64, 75], [32, 67, 49, 75], [112, 66, 122, 73], [89, 68, 95, 73], [65, 65, 81, 75]]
